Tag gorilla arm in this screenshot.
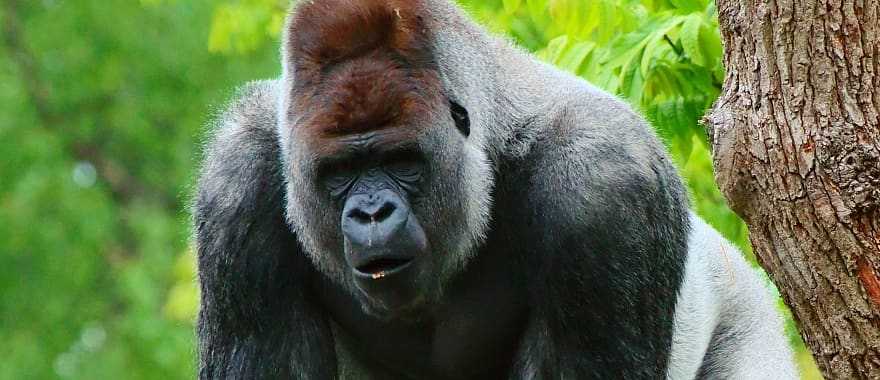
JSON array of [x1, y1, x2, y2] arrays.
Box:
[[194, 80, 336, 379], [496, 80, 691, 378]]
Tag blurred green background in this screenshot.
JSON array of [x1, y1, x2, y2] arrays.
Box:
[[0, 0, 821, 378]]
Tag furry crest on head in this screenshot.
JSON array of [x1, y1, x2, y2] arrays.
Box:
[[283, 0, 443, 140]]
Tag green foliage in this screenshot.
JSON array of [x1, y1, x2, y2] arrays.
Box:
[[0, 1, 278, 378], [0, 0, 819, 378], [208, 0, 287, 54]]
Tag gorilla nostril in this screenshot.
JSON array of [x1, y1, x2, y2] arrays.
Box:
[[348, 209, 372, 224], [373, 202, 396, 222]]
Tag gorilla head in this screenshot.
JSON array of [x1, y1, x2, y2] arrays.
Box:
[[276, 0, 493, 318]]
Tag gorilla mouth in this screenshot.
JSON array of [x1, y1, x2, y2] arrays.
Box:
[[354, 257, 414, 279]]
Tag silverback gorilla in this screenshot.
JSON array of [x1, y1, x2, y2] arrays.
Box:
[[194, 0, 798, 378]]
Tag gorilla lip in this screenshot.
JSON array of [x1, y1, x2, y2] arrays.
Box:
[[353, 256, 414, 279]]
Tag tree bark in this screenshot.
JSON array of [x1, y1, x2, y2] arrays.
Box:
[[704, 0, 880, 377]]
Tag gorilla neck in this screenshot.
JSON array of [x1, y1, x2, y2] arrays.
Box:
[[314, 242, 529, 379]]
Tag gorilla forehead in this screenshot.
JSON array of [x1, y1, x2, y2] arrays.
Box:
[[286, 0, 444, 145], [292, 59, 443, 148]]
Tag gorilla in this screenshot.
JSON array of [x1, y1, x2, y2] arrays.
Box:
[[194, 0, 798, 378]]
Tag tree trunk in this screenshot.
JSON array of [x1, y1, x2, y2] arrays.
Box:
[[704, 0, 880, 377]]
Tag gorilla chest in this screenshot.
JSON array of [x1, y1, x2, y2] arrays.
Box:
[[316, 262, 529, 379]]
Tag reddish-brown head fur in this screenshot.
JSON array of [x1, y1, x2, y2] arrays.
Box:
[[286, 0, 442, 144]]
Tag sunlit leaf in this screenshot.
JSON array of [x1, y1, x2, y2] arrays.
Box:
[[621, 54, 645, 104], [503, 0, 522, 14], [669, 0, 704, 12], [699, 19, 724, 70], [526, 0, 549, 24], [557, 41, 596, 73], [680, 13, 706, 66], [538, 35, 569, 63]]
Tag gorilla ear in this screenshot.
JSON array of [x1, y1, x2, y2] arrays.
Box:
[[449, 101, 470, 137]]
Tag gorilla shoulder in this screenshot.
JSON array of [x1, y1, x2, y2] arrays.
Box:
[[196, 79, 283, 223], [209, 80, 279, 139]]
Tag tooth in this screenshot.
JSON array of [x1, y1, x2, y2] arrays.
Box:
[[372, 271, 386, 279]]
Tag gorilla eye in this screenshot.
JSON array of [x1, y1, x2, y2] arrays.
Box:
[[450, 101, 470, 137], [385, 160, 422, 184], [321, 161, 358, 199], [326, 175, 356, 199]]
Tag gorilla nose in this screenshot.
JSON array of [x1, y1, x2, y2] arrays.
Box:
[[341, 189, 426, 278], [342, 190, 408, 246], [347, 198, 399, 226]]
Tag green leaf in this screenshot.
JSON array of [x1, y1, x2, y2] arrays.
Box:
[[640, 27, 680, 76], [621, 52, 645, 104], [578, 1, 602, 38], [557, 41, 596, 73], [526, 0, 549, 24], [669, 0, 704, 12], [538, 35, 569, 63], [680, 13, 706, 66], [699, 19, 723, 68], [503, 0, 522, 14], [596, 0, 617, 42], [602, 14, 683, 70]]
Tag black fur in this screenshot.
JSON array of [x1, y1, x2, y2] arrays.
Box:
[[195, 83, 336, 378]]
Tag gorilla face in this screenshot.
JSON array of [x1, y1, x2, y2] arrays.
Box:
[[281, 96, 490, 318], [319, 143, 432, 312]]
